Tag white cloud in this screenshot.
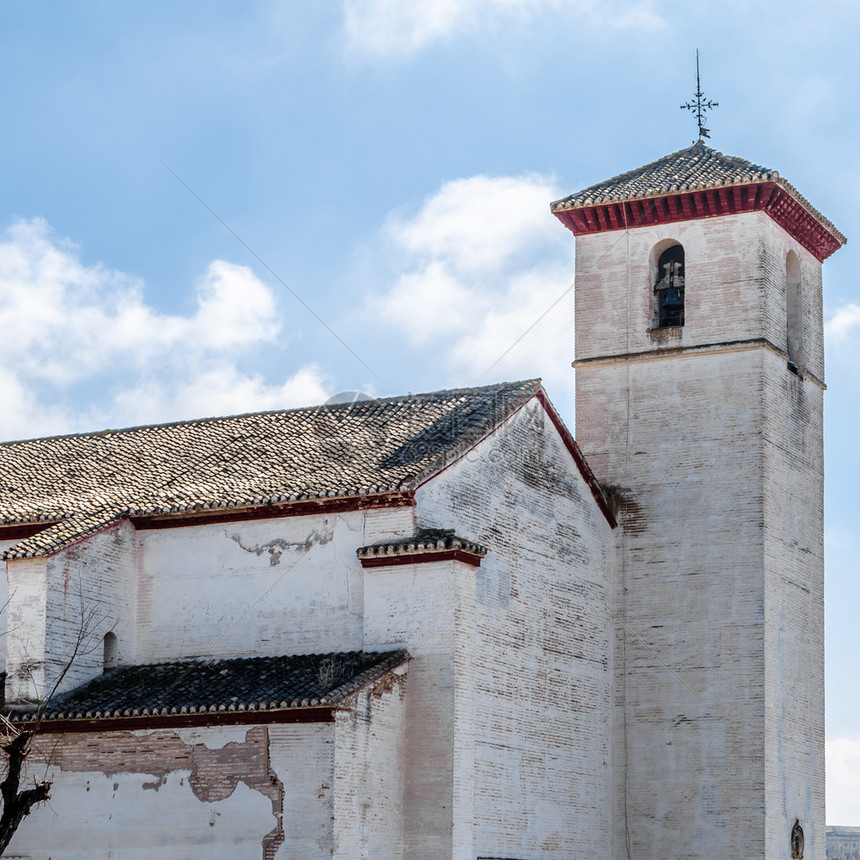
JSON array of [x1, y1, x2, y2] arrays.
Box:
[[342, 0, 663, 59], [343, 0, 469, 57], [111, 365, 330, 427], [365, 173, 574, 405], [0, 218, 330, 439], [825, 303, 860, 344], [827, 737, 860, 824]]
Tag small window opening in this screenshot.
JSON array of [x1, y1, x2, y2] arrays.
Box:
[[786, 251, 803, 374], [655, 245, 685, 328], [103, 631, 118, 672]]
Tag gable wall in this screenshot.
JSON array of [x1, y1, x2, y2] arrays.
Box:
[[8, 519, 145, 703], [414, 397, 616, 859], [43, 519, 140, 698]]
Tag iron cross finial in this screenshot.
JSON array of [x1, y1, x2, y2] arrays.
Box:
[[680, 49, 718, 140]]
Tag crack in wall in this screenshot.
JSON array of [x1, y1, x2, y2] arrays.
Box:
[[227, 528, 333, 567]]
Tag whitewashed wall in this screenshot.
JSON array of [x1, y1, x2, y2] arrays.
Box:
[[44, 519, 139, 696], [414, 399, 616, 860], [763, 346, 826, 860], [3, 505, 414, 704], [137, 506, 413, 663], [5, 556, 47, 702], [364, 555, 478, 860], [0, 537, 18, 670], [332, 667, 408, 859]]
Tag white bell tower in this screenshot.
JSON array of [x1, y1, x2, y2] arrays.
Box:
[[553, 141, 845, 860]]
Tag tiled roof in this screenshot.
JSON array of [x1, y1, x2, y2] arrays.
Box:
[[550, 140, 845, 243], [357, 529, 487, 561], [0, 380, 540, 559], [10, 650, 409, 723]]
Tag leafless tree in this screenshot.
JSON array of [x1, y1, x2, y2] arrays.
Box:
[[0, 591, 105, 854]]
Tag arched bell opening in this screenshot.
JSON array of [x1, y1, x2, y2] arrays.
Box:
[[653, 243, 686, 328]]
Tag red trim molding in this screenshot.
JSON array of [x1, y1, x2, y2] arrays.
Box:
[[553, 181, 843, 262], [130, 492, 415, 531], [20, 706, 336, 734], [0, 521, 57, 542], [359, 548, 484, 568]]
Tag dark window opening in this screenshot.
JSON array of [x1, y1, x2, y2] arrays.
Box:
[[103, 631, 118, 672], [655, 245, 685, 328], [786, 251, 803, 374]]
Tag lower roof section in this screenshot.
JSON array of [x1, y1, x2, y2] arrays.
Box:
[[8, 649, 409, 731]]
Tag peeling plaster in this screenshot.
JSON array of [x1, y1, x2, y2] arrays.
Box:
[[35, 725, 286, 859], [227, 529, 333, 567], [177, 726, 251, 749]]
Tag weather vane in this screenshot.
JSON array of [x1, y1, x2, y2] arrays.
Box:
[[681, 49, 718, 140]]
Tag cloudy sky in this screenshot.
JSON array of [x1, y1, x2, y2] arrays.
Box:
[[2, 0, 859, 823]]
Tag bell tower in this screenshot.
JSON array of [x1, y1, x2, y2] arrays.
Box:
[[552, 142, 845, 860]]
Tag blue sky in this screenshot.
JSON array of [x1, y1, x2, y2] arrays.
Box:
[[2, 0, 859, 821]]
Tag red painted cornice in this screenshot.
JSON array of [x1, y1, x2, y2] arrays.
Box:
[[0, 521, 57, 542], [553, 181, 843, 262], [129, 492, 414, 531], [17, 706, 336, 734], [359, 548, 484, 569]]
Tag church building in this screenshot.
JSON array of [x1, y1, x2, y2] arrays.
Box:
[[1, 141, 845, 859]]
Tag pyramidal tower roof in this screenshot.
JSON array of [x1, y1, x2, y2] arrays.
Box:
[[551, 140, 845, 261]]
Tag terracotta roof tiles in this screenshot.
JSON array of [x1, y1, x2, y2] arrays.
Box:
[[0, 380, 540, 559], [10, 649, 409, 723], [551, 140, 845, 244], [357, 529, 487, 561]]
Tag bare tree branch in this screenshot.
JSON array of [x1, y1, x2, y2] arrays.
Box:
[[0, 728, 50, 854], [0, 575, 106, 852]]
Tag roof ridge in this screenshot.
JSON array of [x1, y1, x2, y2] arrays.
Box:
[[0, 379, 543, 448], [550, 140, 780, 210], [562, 140, 708, 202]]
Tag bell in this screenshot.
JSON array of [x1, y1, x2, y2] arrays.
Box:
[[662, 286, 684, 310]]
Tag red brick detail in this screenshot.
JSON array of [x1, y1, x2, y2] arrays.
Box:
[[553, 182, 843, 261], [34, 724, 287, 859], [359, 548, 484, 568], [130, 492, 415, 531]]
